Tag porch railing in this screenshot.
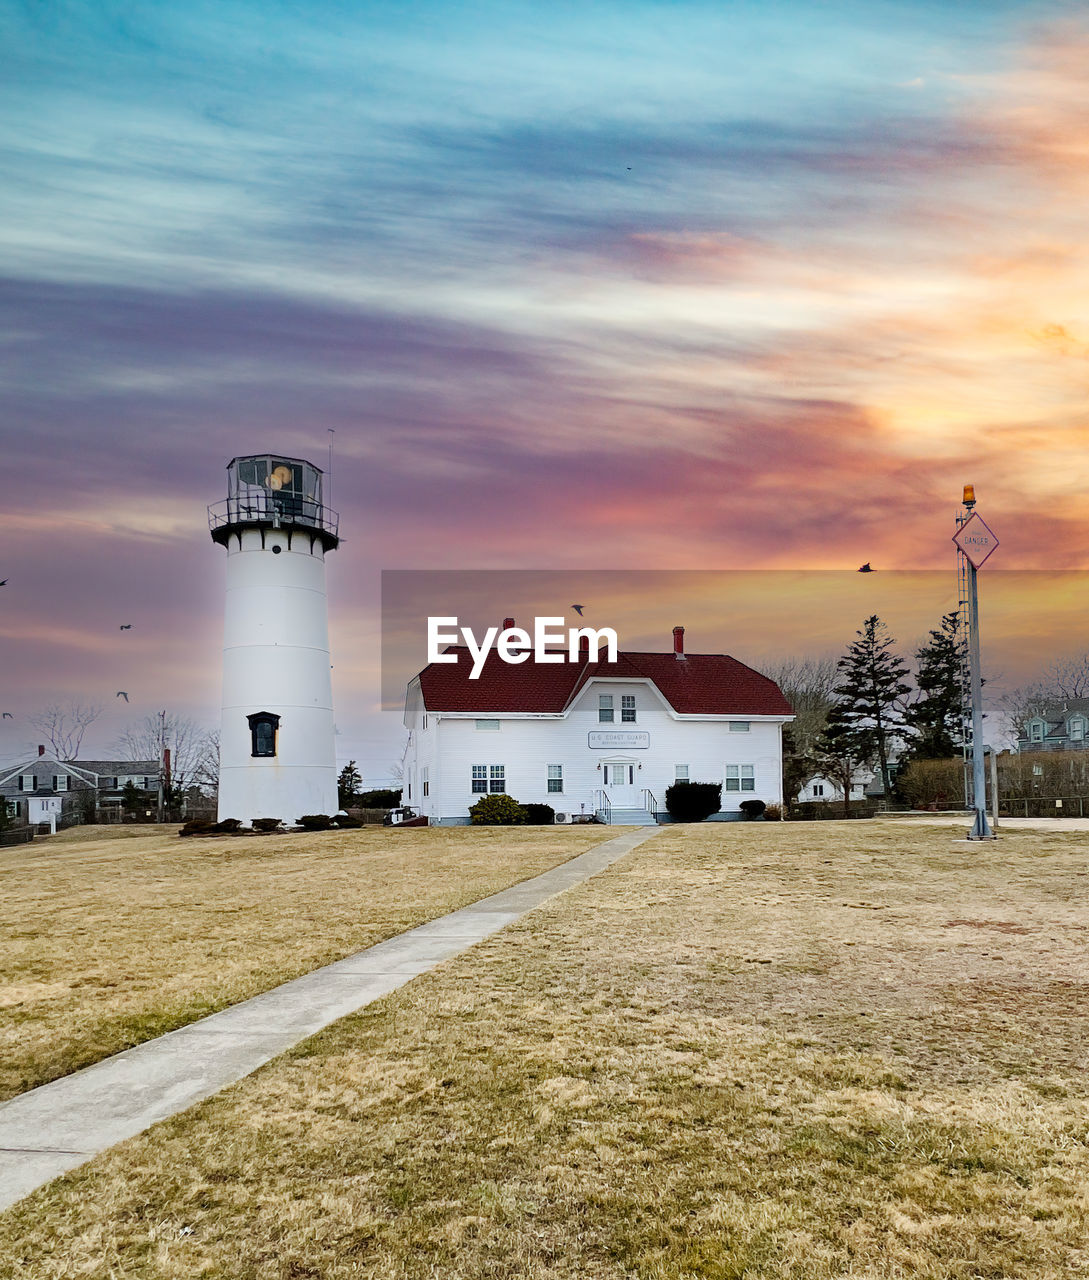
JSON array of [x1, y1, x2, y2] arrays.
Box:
[[593, 789, 612, 824]]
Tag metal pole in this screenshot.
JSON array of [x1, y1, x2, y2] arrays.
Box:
[[156, 709, 165, 824], [987, 745, 999, 831], [965, 560, 993, 839]]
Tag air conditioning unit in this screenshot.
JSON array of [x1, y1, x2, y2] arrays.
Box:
[[555, 812, 567, 824]]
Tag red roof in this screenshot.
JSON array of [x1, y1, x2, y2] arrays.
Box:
[[416, 648, 793, 716]]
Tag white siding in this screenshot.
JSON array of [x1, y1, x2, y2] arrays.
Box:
[[409, 676, 787, 822]]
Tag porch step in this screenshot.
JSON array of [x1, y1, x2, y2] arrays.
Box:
[[607, 808, 659, 827]]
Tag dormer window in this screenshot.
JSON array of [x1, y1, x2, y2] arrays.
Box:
[[1070, 717, 1085, 741], [247, 712, 280, 758], [1030, 720, 1044, 742]]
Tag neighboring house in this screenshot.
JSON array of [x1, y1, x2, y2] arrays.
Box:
[[403, 624, 794, 825], [796, 767, 874, 805], [1017, 699, 1089, 753], [0, 748, 160, 825]]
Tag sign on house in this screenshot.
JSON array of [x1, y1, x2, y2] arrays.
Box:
[[588, 731, 650, 749]]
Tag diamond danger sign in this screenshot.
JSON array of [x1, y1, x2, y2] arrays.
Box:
[[952, 512, 999, 568]]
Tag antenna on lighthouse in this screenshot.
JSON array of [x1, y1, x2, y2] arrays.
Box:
[[327, 428, 335, 507]]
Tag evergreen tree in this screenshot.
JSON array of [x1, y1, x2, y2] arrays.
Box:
[[905, 612, 966, 759], [827, 615, 912, 803], [813, 701, 871, 817], [337, 760, 363, 809]]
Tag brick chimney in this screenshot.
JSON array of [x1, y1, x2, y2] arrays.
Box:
[[38, 744, 45, 756], [502, 617, 515, 631], [673, 626, 686, 660]]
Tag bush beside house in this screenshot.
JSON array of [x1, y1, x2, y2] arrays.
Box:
[[664, 782, 722, 822]]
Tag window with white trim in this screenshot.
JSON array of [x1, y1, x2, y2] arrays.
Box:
[[621, 695, 636, 723], [729, 721, 751, 732], [20, 775, 35, 793], [472, 765, 506, 793], [475, 719, 500, 731], [598, 695, 614, 723], [725, 764, 755, 792], [675, 764, 689, 782], [547, 764, 563, 794], [1070, 717, 1085, 741], [421, 767, 429, 798], [1030, 720, 1044, 742], [53, 775, 68, 792], [1033, 764, 1044, 776], [5, 800, 17, 819], [813, 783, 824, 797]]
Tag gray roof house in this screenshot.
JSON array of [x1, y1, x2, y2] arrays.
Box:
[[1017, 699, 1089, 753], [0, 748, 159, 827]]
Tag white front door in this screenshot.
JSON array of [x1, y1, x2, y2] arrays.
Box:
[[602, 762, 639, 807]]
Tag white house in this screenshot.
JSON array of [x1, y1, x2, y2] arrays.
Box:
[[402, 624, 794, 824], [796, 767, 874, 805]]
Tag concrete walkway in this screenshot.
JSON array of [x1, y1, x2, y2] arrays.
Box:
[[0, 826, 659, 1212]]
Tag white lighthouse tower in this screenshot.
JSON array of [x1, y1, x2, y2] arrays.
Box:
[[209, 454, 339, 825]]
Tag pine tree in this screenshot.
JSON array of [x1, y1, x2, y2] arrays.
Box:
[[827, 615, 912, 802], [337, 760, 363, 809], [905, 612, 966, 759], [813, 701, 870, 817]]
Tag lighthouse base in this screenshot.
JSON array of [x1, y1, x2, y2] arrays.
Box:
[[217, 765, 338, 828]]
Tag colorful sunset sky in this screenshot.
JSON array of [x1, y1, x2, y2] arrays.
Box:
[[3, 1, 1088, 779]]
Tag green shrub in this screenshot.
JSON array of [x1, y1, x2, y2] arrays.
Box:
[[333, 814, 363, 828], [523, 802, 556, 825], [298, 814, 334, 831], [358, 788, 402, 808], [179, 820, 215, 838], [251, 817, 282, 833], [739, 799, 766, 820], [213, 818, 243, 834], [469, 794, 527, 825], [664, 782, 722, 822]]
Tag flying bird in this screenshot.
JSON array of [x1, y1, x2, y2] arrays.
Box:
[[858, 563, 874, 573], [116, 691, 129, 702], [119, 624, 132, 630], [1, 712, 11, 719], [571, 604, 585, 615], [0, 579, 7, 586]]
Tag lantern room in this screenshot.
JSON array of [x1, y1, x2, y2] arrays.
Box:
[[208, 454, 339, 550]]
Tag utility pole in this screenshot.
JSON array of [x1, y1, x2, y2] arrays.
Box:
[[156, 709, 166, 824], [952, 486, 999, 840]]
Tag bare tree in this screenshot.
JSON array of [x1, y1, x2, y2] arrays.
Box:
[[113, 714, 217, 793], [1043, 652, 1089, 699], [761, 656, 839, 752], [192, 728, 219, 797], [759, 656, 839, 801], [28, 701, 103, 759]]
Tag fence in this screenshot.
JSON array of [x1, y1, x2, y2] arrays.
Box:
[[787, 800, 879, 821], [0, 827, 34, 846], [999, 797, 1088, 819]]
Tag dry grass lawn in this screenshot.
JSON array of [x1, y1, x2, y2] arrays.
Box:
[[0, 822, 615, 1101], [3, 819, 1089, 1278]]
